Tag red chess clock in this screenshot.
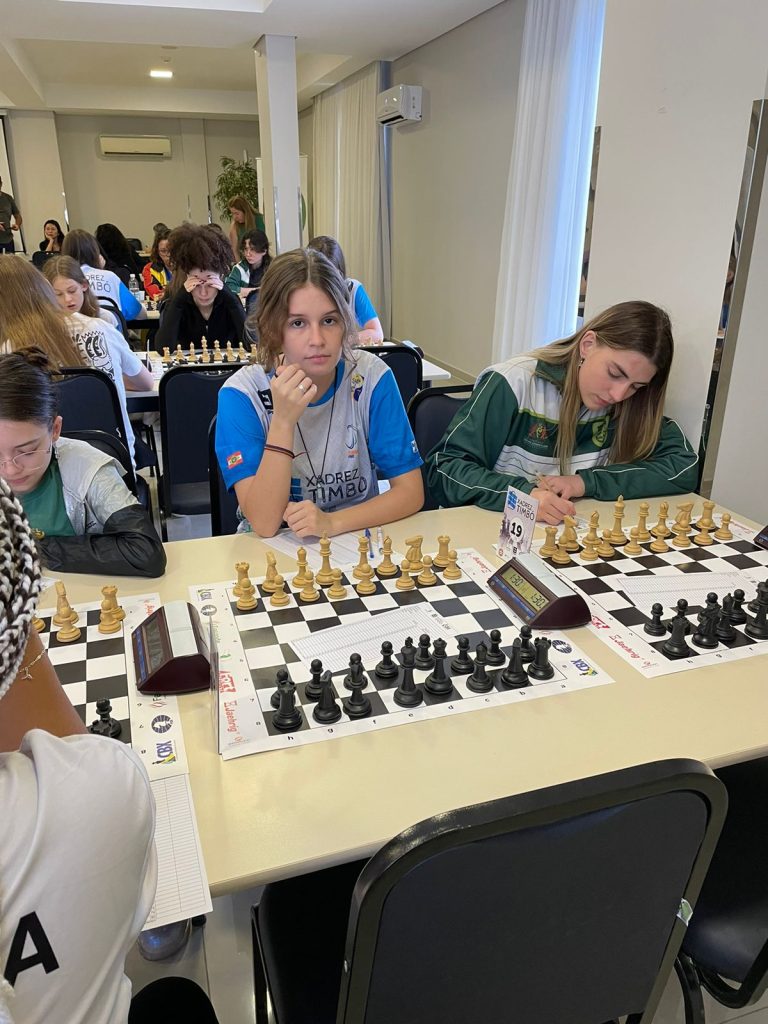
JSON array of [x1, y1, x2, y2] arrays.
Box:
[[132, 602, 211, 695]]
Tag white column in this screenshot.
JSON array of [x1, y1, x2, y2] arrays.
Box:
[[254, 34, 302, 252], [179, 119, 211, 225], [6, 111, 66, 254]]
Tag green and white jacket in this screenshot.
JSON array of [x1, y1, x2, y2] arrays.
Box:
[[426, 356, 698, 511]]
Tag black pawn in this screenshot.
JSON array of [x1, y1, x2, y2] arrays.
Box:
[[500, 638, 530, 689], [313, 671, 342, 724], [518, 624, 535, 663], [644, 603, 667, 637], [450, 636, 474, 674], [375, 640, 399, 681], [485, 628, 505, 666], [715, 596, 737, 641], [271, 667, 290, 709], [528, 637, 554, 681], [393, 644, 423, 707], [414, 633, 434, 670], [343, 677, 372, 719], [343, 653, 366, 691], [745, 601, 768, 640], [730, 589, 747, 625], [272, 676, 302, 731], [425, 638, 452, 695], [304, 659, 324, 701], [662, 616, 693, 659], [89, 698, 122, 739], [665, 599, 692, 635], [467, 642, 493, 693]]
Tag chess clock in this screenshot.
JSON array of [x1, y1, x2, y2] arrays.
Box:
[[488, 553, 591, 629], [754, 524, 768, 551], [132, 601, 211, 695]]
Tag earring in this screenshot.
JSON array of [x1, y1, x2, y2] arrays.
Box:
[[578, 356, 584, 368]]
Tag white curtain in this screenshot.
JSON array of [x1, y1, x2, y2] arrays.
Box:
[[492, 0, 606, 362], [312, 63, 391, 332]]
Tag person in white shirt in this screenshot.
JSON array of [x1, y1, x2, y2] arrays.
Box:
[[43, 254, 120, 329], [0, 478, 218, 1023]]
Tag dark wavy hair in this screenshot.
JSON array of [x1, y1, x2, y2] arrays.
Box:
[[167, 223, 234, 288]]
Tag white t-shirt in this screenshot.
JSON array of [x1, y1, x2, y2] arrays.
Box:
[[65, 312, 144, 463], [0, 730, 156, 1024]]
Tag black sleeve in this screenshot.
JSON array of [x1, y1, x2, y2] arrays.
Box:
[[37, 506, 167, 578], [155, 291, 188, 348], [222, 288, 246, 341]]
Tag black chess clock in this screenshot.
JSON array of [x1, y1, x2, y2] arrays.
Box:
[[754, 524, 768, 551], [488, 553, 591, 629], [132, 602, 211, 695]]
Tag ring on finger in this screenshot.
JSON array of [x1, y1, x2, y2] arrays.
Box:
[[297, 382, 306, 393]]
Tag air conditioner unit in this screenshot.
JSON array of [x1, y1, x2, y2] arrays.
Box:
[[376, 85, 422, 126], [98, 135, 172, 158]]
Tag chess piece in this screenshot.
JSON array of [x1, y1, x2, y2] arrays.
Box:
[[213, 339, 222, 362], [404, 536, 424, 573], [393, 645, 422, 708], [649, 534, 671, 554], [293, 547, 311, 589], [671, 502, 694, 536], [528, 637, 554, 680], [450, 636, 474, 675], [269, 574, 290, 607], [327, 568, 348, 600], [486, 628, 505, 666], [175, 344, 184, 363], [238, 342, 248, 362], [692, 603, 719, 649], [539, 526, 558, 558], [551, 539, 573, 566], [662, 616, 693, 659], [98, 604, 121, 635], [417, 556, 437, 586], [375, 641, 400, 680], [664, 599, 692, 635], [715, 596, 737, 642], [101, 584, 124, 622], [225, 341, 235, 363], [316, 534, 334, 586], [56, 609, 81, 643], [518, 624, 535, 663], [33, 615, 45, 633], [299, 570, 320, 603], [53, 581, 78, 626], [597, 531, 616, 558], [443, 550, 462, 580], [745, 584, 768, 640], [583, 511, 600, 547], [424, 638, 452, 695], [377, 536, 398, 577], [414, 634, 434, 670], [89, 698, 122, 739], [236, 585, 257, 611], [500, 639, 529, 688], [651, 501, 671, 538], [353, 535, 372, 580], [608, 495, 627, 545], [262, 552, 278, 593], [272, 676, 302, 732], [188, 343, 197, 364], [200, 337, 210, 364], [161, 346, 171, 365], [467, 643, 493, 693], [692, 523, 714, 546], [560, 516, 580, 553], [433, 535, 451, 569], [644, 603, 667, 637], [714, 512, 733, 541], [696, 500, 716, 531], [304, 659, 324, 701], [343, 653, 366, 691], [233, 560, 250, 597], [580, 536, 599, 561], [395, 560, 415, 590], [313, 672, 342, 723], [624, 527, 643, 556], [672, 529, 691, 548], [729, 589, 747, 625], [636, 502, 652, 542], [355, 564, 377, 596], [343, 675, 373, 719], [270, 669, 287, 710]]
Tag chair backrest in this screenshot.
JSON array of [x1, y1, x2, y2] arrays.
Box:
[[337, 759, 726, 1024], [97, 295, 129, 337], [61, 428, 138, 496], [407, 384, 474, 512], [159, 365, 240, 515], [55, 366, 128, 451], [360, 345, 423, 409], [208, 415, 240, 536]]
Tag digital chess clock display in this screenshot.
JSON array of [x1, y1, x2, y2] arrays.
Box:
[[499, 567, 549, 614], [488, 553, 590, 629]]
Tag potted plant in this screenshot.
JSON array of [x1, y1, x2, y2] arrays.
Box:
[[213, 156, 260, 220]]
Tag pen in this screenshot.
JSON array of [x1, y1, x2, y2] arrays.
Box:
[[377, 527, 385, 554], [365, 528, 374, 558]]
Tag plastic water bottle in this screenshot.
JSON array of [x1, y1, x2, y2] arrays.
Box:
[[129, 274, 139, 296]]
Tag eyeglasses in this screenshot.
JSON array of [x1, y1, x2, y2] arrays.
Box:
[[0, 444, 53, 472]]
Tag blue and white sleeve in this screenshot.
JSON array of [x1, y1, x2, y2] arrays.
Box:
[[215, 388, 267, 490], [367, 371, 423, 479], [353, 284, 378, 327], [118, 281, 142, 320]]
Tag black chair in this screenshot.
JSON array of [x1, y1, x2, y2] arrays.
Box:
[[252, 759, 726, 1024], [61, 428, 152, 515], [208, 416, 240, 537], [159, 365, 240, 537], [97, 295, 130, 339], [676, 758, 768, 1022], [406, 384, 474, 511], [31, 249, 56, 270], [360, 344, 423, 409], [55, 366, 129, 451]]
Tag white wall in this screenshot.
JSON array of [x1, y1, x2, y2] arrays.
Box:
[[203, 118, 260, 228], [586, 0, 768, 450], [5, 110, 67, 253], [390, 0, 527, 373]]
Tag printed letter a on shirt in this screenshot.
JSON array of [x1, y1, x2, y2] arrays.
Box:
[[4, 912, 59, 986]]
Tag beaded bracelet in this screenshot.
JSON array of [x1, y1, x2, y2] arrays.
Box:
[[264, 443, 295, 459]]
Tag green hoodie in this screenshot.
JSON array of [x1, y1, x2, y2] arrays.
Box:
[[426, 356, 698, 511]]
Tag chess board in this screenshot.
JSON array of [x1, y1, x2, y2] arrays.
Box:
[[189, 549, 615, 759], [533, 516, 768, 678], [38, 592, 188, 779]]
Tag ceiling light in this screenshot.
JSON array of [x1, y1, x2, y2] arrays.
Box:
[[150, 69, 173, 79]]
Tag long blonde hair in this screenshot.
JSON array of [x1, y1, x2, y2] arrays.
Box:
[[42, 255, 102, 319], [531, 300, 674, 473], [0, 258, 86, 368], [228, 195, 256, 232]]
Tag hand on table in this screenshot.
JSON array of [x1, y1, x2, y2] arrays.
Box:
[[530, 487, 576, 525], [270, 363, 316, 427], [284, 500, 336, 539], [537, 474, 585, 501]]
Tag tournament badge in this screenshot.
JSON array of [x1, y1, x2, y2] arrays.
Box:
[[498, 485, 538, 560], [350, 371, 364, 403]]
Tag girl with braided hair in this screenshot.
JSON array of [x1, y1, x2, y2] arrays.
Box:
[[0, 349, 165, 577], [0, 482, 218, 1023]]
